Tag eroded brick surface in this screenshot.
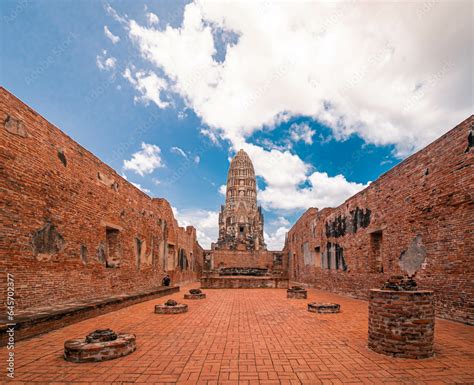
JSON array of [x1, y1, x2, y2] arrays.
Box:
[[0, 87, 203, 313], [2, 284, 474, 384], [284, 116, 474, 324], [368, 289, 435, 359]]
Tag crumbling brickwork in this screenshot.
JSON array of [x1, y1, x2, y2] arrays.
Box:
[[284, 116, 474, 324], [368, 289, 435, 358], [205, 249, 285, 272], [0, 87, 203, 312]]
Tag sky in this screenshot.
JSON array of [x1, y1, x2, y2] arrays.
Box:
[[1, 0, 472, 249]]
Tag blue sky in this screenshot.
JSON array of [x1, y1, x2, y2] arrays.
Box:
[[1, 0, 471, 248]]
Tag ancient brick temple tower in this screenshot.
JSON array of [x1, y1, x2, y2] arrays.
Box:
[[216, 149, 266, 251]]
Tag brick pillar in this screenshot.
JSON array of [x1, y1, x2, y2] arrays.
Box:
[[368, 289, 434, 359]]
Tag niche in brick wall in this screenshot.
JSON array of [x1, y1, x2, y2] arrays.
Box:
[[32, 222, 65, 261], [80, 245, 88, 264], [369, 231, 383, 272], [135, 237, 146, 270], [314, 246, 321, 267], [167, 244, 176, 270], [105, 228, 121, 268], [178, 248, 189, 270]]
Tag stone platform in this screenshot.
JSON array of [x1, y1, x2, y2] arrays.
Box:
[[0, 286, 179, 345], [201, 276, 289, 289]]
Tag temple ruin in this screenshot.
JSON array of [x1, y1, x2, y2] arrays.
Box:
[[0, 87, 473, 380], [202, 148, 289, 288], [215, 149, 265, 251]]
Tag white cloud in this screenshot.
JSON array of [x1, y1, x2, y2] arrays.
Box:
[[124, 0, 471, 157], [104, 2, 127, 24], [147, 12, 159, 26], [123, 67, 169, 108], [265, 226, 290, 250], [259, 171, 369, 211], [244, 144, 309, 188], [200, 128, 219, 144], [289, 122, 315, 145], [194, 155, 200, 164], [112, 0, 471, 216], [123, 142, 164, 176], [104, 25, 120, 44], [171, 146, 188, 158], [130, 181, 151, 194], [172, 207, 218, 248], [218, 184, 226, 196], [271, 216, 290, 227], [96, 49, 117, 71]]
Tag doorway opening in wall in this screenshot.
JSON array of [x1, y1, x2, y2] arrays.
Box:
[[167, 244, 176, 271], [105, 228, 120, 268], [239, 226, 244, 234], [178, 249, 188, 270], [370, 231, 383, 272], [135, 237, 143, 271], [315, 246, 321, 267], [326, 242, 332, 269]]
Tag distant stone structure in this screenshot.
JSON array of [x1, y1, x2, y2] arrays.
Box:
[[215, 149, 265, 251], [287, 286, 307, 299], [203, 149, 288, 288]]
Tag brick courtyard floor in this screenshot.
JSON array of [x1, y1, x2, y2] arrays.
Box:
[[3, 284, 474, 384]]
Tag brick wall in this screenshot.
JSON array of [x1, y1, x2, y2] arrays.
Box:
[[284, 116, 474, 325], [0, 87, 203, 312], [204, 249, 287, 274]]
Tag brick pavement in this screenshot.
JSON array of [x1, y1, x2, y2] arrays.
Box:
[[2, 284, 474, 384]]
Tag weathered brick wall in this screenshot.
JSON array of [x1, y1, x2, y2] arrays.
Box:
[[0, 87, 203, 311], [201, 276, 289, 289], [284, 116, 474, 324], [204, 249, 286, 273]]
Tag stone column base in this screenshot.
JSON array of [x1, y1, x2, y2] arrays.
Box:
[[368, 289, 434, 359]]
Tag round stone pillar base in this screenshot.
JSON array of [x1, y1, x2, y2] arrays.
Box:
[[184, 293, 206, 299], [64, 332, 136, 362], [155, 303, 188, 314], [308, 303, 340, 313], [287, 287, 307, 299], [368, 289, 434, 359]]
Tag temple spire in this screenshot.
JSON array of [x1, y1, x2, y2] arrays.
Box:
[[215, 149, 265, 251]]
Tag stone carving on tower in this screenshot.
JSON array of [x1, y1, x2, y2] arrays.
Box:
[[215, 149, 266, 251]]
